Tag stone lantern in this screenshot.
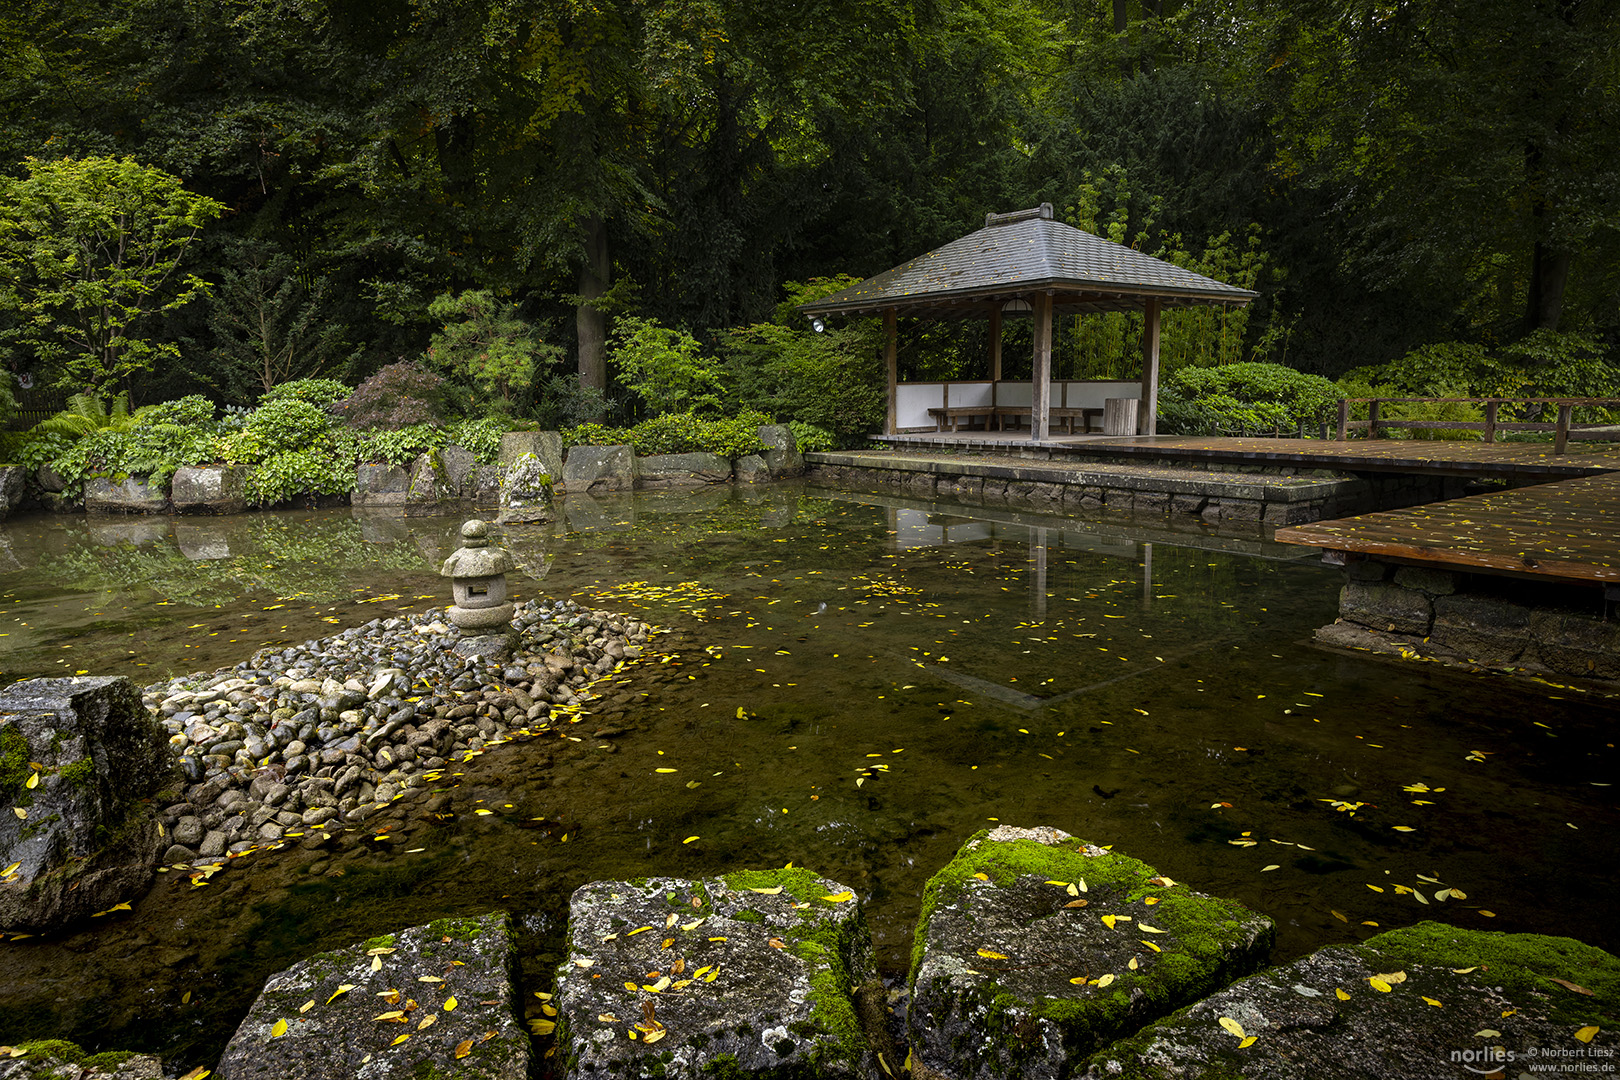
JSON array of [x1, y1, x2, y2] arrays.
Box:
[[440, 520, 515, 631]]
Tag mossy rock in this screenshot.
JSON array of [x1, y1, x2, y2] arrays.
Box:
[[0, 1039, 161, 1078], [907, 826, 1273, 1080], [213, 910, 529, 1080], [555, 870, 879, 1080], [1080, 921, 1620, 1079]]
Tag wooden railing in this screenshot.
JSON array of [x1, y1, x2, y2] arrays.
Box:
[[1335, 397, 1620, 454]]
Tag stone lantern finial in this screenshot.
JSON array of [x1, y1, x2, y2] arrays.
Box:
[[440, 520, 515, 631]]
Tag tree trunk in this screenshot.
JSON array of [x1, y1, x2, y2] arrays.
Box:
[[576, 214, 610, 412], [1527, 242, 1571, 332]]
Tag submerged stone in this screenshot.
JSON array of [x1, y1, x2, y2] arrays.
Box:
[[1081, 921, 1620, 1079], [908, 826, 1273, 1080], [214, 911, 529, 1080], [555, 869, 880, 1080]]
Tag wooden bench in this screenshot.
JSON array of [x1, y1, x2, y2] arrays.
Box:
[[927, 406, 999, 432]]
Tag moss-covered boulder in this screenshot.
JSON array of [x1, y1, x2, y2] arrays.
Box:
[[1081, 921, 1620, 1079], [555, 870, 882, 1080], [0, 677, 175, 932], [214, 911, 530, 1080], [0, 1039, 162, 1078], [908, 826, 1273, 1080]]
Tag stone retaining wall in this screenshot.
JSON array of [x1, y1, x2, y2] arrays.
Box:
[[1316, 558, 1620, 681], [807, 453, 1462, 530]]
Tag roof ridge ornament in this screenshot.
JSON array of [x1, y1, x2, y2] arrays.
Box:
[[985, 203, 1054, 227]]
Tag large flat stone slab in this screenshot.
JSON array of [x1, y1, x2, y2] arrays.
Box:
[[555, 869, 880, 1080], [908, 826, 1273, 1080], [1081, 921, 1620, 1079], [215, 911, 529, 1080]]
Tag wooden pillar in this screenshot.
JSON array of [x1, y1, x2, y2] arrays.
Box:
[[1031, 292, 1053, 442], [884, 307, 898, 435], [989, 307, 1003, 382], [1139, 298, 1161, 435]]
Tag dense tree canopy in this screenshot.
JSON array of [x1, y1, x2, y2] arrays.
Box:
[[0, 0, 1613, 411]]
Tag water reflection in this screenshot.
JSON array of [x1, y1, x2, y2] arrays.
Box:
[[0, 487, 1615, 1071]]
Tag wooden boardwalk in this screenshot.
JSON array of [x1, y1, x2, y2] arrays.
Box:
[[1275, 471, 1620, 586], [1060, 435, 1620, 479]]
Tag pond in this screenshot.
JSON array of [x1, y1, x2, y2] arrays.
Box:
[[1, 484, 1616, 1070]]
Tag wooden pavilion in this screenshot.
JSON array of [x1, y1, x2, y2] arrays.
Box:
[[797, 204, 1259, 440]]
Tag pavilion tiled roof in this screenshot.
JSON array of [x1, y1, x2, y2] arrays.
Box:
[[798, 205, 1258, 317]]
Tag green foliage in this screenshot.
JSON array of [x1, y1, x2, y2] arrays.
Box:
[[424, 290, 557, 407], [563, 412, 769, 458], [354, 423, 443, 467], [446, 417, 510, 465], [610, 317, 723, 416], [1159, 362, 1341, 436], [336, 361, 447, 430], [243, 398, 332, 453], [132, 394, 214, 428], [0, 156, 225, 392], [243, 445, 357, 506], [259, 378, 354, 408], [533, 372, 613, 430], [209, 243, 356, 399], [787, 421, 835, 454], [31, 393, 131, 439], [720, 279, 885, 445]]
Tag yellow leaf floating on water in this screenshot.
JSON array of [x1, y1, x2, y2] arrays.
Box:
[[444, 996, 457, 1011], [1392, 826, 1415, 833], [1239, 1036, 1257, 1049], [474, 809, 493, 816], [1261, 865, 1280, 872], [1335, 988, 1351, 1001], [736, 708, 747, 719], [748, 886, 784, 895], [822, 891, 854, 902], [976, 949, 1008, 960], [1330, 910, 1348, 923], [1218, 1017, 1246, 1039], [270, 1019, 288, 1037], [1574, 1027, 1599, 1044], [326, 985, 355, 1004], [655, 768, 678, 774], [455, 1040, 474, 1058], [683, 836, 700, 844]]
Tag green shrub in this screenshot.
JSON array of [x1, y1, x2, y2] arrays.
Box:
[[611, 317, 723, 415], [260, 378, 353, 408], [355, 423, 443, 467], [245, 398, 333, 451], [787, 421, 835, 453], [446, 417, 510, 464], [562, 412, 769, 458], [245, 446, 356, 505], [132, 394, 215, 429], [1159, 362, 1342, 435]]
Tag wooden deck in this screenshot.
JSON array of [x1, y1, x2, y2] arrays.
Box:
[[1060, 435, 1620, 479], [1275, 472, 1620, 586]]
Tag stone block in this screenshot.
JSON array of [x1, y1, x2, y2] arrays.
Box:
[[556, 871, 879, 1080], [351, 462, 410, 508], [0, 464, 25, 522], [1340, 581, 1433, 636], [498, 453, 554, 524], [909, 826, 1272, 1080], [1345, 559, 1390, 582], [499, 429, 564, 483], [758, 424, 805, 478], [1086, 922, 1620, 1080], [562, 444, 634, 493], [638, 452, 733, 487], [441, 443, 501, 506], [1392, 565, 1459, 596], [171, 464, 248, 514], [84, 476, 166, 514], [215, 912, 529, 1080], [174, 524, 231, 561], [1431, 593, 1531, 665], [1527, 607, 1620, 680], [0, 677, 174, 931], [406, 450, 450, 510], [735, 454, 770, 483]]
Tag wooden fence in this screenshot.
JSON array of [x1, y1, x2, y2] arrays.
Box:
[[1335, 397, 1620, 454]]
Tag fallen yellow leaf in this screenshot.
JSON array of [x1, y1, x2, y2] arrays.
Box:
[[455, 1040, 474, 1058], [1575, 1026, 1599, 1044], [270, 1019, 288, 1037], [326, 984, 356, 1004], [976, 948, 1007, 960], [1335, 988, 1350, 1000], [444, 996, 457, 1011], [1219, 1017, 1246, 1039]]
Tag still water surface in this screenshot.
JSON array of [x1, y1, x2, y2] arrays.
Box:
[[1, 484, 1615, 1069]]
